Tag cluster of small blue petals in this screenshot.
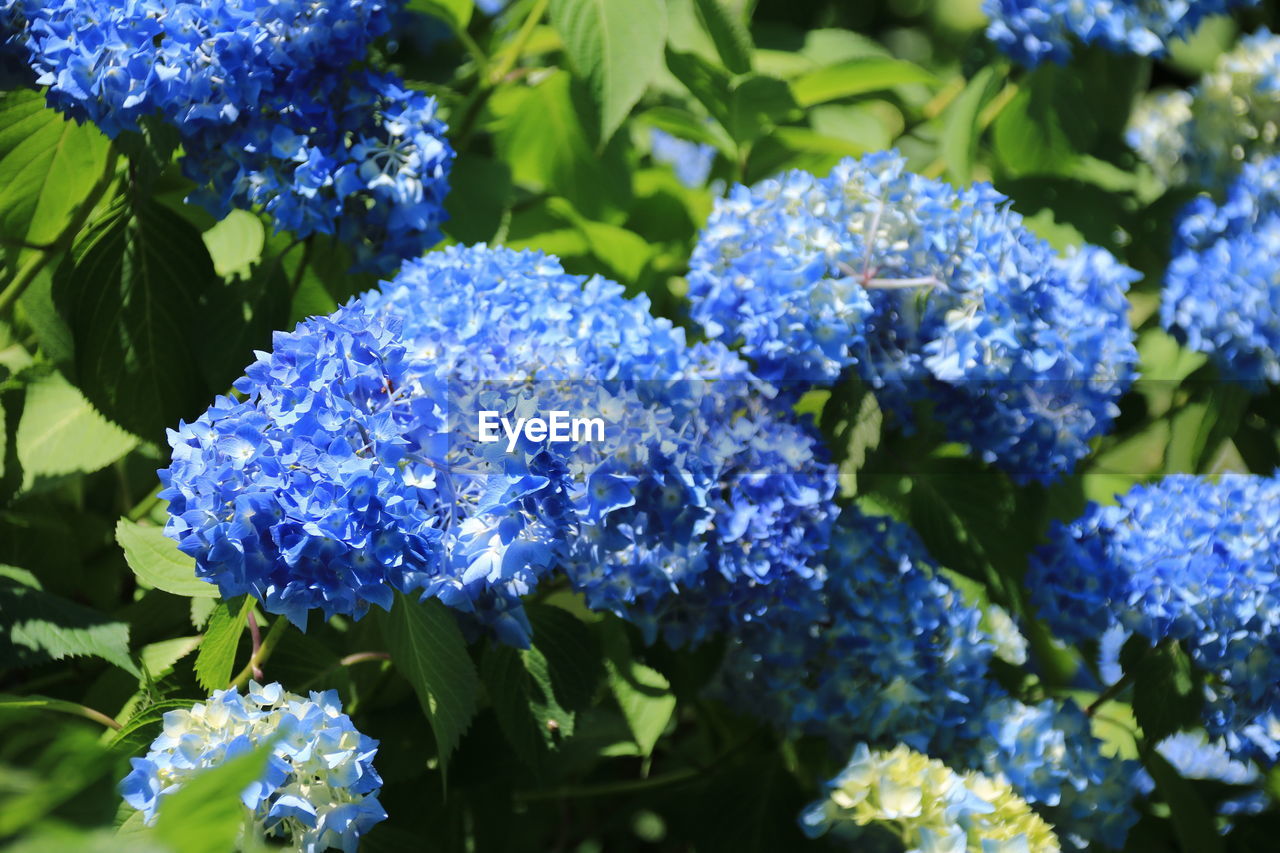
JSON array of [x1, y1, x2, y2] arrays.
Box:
[[976, 698, 1141, 850], [1164, 156, 1280, 384], [984, 0, 1259, 67], [1129, 29, 1280, 191], [650, 128, 716, 188], [717, 510, 999, 759], [5, 0, 451, 271], [120, 682, 384, 853], [1028, 474, 1280, 764], [687, 152, 1139, 483], [718, 510, 1141, 849], [163, 245, 836, 647], [361, 246, 839, 648]]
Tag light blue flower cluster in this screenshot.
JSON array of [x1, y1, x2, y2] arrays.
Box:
[[984, 0, 1258, 67], [718, 510, 999, 757], [976, 698, 1140, 850], [1028, 474, 1280, 764], [1164, 156, 1280, 384], [162, 245, 836, 647], [4, 0, 452, 271], [719, 509, 1140, 848], [120, 682, 384, 853], [687, 152, 1139, 483], [650, 128, 716, 188], [1128, 29, 1280, 192]]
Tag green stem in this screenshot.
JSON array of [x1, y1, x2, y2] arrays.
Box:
[[127, 484, 165, 522], [488, 0, 548, 86], [230, 615, 289, 689], [921, 81, 1020, 180], [1087, 668, 1138, 717]]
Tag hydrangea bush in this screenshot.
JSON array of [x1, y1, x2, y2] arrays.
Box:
[[2, 2, 1278, 852]]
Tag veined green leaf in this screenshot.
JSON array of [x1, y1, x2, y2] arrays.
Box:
[[116, 518, 217, 599], [16, 370, 137, 491], [693, 0, 753, 75], [790, 57, 936, 108], [381, 593, 480, 782], [52, 198, 221, 439], [0, 90, 110, 247], [194, 597, 252, 692], [0, 581, 139, 676], [549, 0, 668, 143]]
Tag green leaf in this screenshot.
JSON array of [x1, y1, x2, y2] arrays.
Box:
[[0, 581, 139, 676], [152, 740, 275, 853], [725, 73, 797, 145], [639, 106, 734, 154], [526, 603, 604, 714], [790, 58, 936, 108], [665, 50, 794, 146], [116, 518, 218, 598], [692, 0, 753, 75], [481, 643, 549, 772], [139, 635, 200, 678], [52, 197, 221, 439], [549, 0, 668, 143], [16, 370, 138, 491], [381, 593, 480, 781], [443, 155, 513, 245], [488, 70, 631, 219], [1126, 639, 1205, 744], [601, 619, 674, 757], [111, 697, 200, 753], [193, 597, 252, 692], [200, 209, 264, 279], [941, 65, 1000, 185], [0, 90, 110, 247], [1142, 746, 1225, 853], [409, 0, 473, 32]]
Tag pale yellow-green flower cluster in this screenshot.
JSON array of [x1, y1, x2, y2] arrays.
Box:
[[800, 743, 1060, 853], [1129, 30, 1280, 190]]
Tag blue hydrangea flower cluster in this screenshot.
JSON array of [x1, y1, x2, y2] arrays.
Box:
[[650, 128, 716, 188], [1128, 29, 1280, 192], [3, 0, 452, 271], [686, 152, 1139, 483], [1027, 474, 1280, 764], [162, 245, 837, 647], [984, 0, 1259, 67], [120, 682, 384, 853], [976, 698, 1140, 850], [716, 510, 999, 758], [718, 509, 1140, 848], [1163, 156, 1280, 384]]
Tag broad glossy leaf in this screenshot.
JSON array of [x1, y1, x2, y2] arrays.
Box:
[[194, 597, 252, 692], [381, 594, 480, 781], [549, 0, 668, 143], [52, 198, 220, 439], [16, 371, 137, 491], [790, 57, 935, 108], [0, 90, 110, 247], [116, 518, 218, 598]]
